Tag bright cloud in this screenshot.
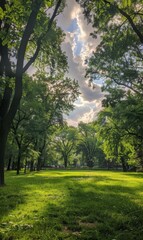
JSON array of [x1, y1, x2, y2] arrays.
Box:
[[57, 0, 104, 126]]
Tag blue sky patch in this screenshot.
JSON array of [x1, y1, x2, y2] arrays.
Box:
[[67, 18, 83, 56], [67, 18, 78, 33]]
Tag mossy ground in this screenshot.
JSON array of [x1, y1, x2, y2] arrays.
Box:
[[0, 170, 143, 239]]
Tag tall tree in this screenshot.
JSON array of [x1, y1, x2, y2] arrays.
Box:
[[96, 96, 143, 171], [77, 0, 143, 170], [0, 0, 65, 186]]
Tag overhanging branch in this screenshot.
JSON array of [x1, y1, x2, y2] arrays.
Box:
[[23, 0, 62, 73], [103, 0, 143, 44]]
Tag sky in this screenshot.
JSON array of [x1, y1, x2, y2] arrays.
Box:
[[57, 0, 104, 126]]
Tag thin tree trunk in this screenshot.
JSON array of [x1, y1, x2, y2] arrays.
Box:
[[30, 160, 34, 171], [12, 161, 16, 170], [7, 155, 12, 170], [0, 123, 8, 186], [64, 156, 68, 168], [37, 155, 41, 171], [37, 138, 46, 171], [121, 156, 128, 172], [24, 158, 27, 174], [17, 149, 21, 175]]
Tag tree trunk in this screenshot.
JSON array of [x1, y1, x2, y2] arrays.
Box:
[[30, 160, 34, 171], [121, 156, 128, 172], [0, 0, 62, 186], [37, 139, 46, 171], [0, 85, 22, 183], [12, 161, 16, 170], [64, 156, 68, 168], [7, 155, 12, 171], [0, 123, 9, 186], [24, 158, 27, 174], [17, 149, 21, 175], [37, 156, 41, 171]]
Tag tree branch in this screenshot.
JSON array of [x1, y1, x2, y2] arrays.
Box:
[[6, 1, 43, 127], [113, 78, 143, 96], [23, 0, 62, 73], [16, 1, 43, 76], [103, 0, 143, 44]]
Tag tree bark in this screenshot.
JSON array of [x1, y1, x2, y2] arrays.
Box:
[[12, 161, 16, 170], [121, 156, 128, 172], [37, 155, 42, 171], [64, 156, 68, 168], [7, 155, 12, 171], [24, 159, 27, 174], [37, 138, 46, 171], [17, 149, 21, 175], [0, 122, 9, 186], [30, 160, 34, 171]]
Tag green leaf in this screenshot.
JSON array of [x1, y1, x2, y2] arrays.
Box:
[[122, 0, 131, 7], [0, 7, 4, 20], [45, 0, 53, 7]]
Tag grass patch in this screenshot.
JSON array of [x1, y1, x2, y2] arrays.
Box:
[[0, 170, 143, 239]]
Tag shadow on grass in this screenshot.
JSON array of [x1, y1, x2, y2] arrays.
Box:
[[26, 179, 143, 240], [124, 172, 143, 178], [1, 170, 143, 240]]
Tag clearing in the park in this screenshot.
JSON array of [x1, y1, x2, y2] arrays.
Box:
[[0, 170, 143, 240]]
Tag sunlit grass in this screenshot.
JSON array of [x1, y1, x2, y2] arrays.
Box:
[[0, 170, 143, 239]]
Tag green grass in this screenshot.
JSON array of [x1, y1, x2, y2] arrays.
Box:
[[1, 170, 143, 240]]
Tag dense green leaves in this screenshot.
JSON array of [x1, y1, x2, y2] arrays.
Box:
[[0, 0, 79, 184], [52, 126, 78, 168], [77, 0, 143, 170], [78, 0, 143, 95], [8, 69, 79, 172]]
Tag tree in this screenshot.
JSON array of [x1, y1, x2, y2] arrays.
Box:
[[30, 73, 79, 171], [77, 122, 103, 167], [76, 0, 143, 97], [5, 132, 17, 171], [76, 0, 143, 170], [0, 0, 65, 185], [77, 0, 143, 96], [9, 71, 79, 174], [52, 126, 77, 168], [111, 95, 143, 169], [95, 97, 143, 171]]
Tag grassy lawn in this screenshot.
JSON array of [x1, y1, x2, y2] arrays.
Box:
[[0, 170, 143, 240]]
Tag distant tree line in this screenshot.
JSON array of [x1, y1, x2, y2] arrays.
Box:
[[6, 118, 141, 173]]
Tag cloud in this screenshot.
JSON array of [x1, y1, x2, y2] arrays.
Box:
[[57, 0, 104, 126], [65, 98, 103, 126]]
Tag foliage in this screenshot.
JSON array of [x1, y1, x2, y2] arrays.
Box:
[[0, 0, 80, 184], [7, 70, 79, 172], [95, 92, 143, 170], [77, 0, 143, 170], [52, 125, 78, 168], [77, 122, 105, 167], [78, 0, 143, 94]]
